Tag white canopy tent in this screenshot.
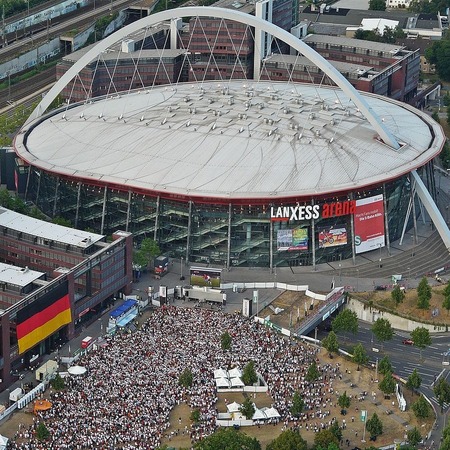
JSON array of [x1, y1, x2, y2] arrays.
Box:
[[262, 407, 281, 419], [230, 377, 245, 387], [68, 365, 87, 376], [214, 368, 228, 379], [215, 377, 231, 388], [228, 367, 242, 378], [0, 435, 8, 450], [226, 401, 241, 413], [252, 407, 267, 420]]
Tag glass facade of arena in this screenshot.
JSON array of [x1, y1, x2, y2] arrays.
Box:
[[26, 168, 416, 268]]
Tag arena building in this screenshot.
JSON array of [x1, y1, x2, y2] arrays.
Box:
[[13, 7, 450, 269]]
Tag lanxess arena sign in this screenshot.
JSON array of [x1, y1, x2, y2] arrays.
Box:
[[270, 200, 356, 221]]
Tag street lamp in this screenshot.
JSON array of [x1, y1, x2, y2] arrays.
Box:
[[180, 256, 184, 280], [338, 263, 342, 283], [356, 268, 359, 292], [378, 243, 382, 268], [7, 71, 10, 102], [23, 0, 30, 37], [46, 12, 50, 41]]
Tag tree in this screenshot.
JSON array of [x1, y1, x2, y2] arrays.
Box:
[[0, 189, 14, 209], [425, 36, 450, 81], [442, 141, 450, 170], [371, 318, 394, 350], [353, 343, 369, 370], [406, 369, 422, 395], [239, 397, 255, 420], [369, 0, 386, 10], [411, 327, 432, 360], [329, 420, 343, 442], [432, 110, 440, 123], [194, 427, 261, 450], [135, 238, 161, 269], [178, 368, 193, 388], [379, 371, 396, 397], [50, 373, 65, 391], [133, 250, 148, 269], [52, 216, 72, 227], [407, 426, 422, 447], [338, 391, 350, 414], [378, 355, 392, 376], [366, 412, 383, 441], [190, 409, 201, 423], [290, 391, 305, 418], [29, 206, 47, 220], [314, 429, 340, 449], [317, 444, 340, 450], [443, 422, 450, 441], [306, 360, 320, 382], [382, 25, 405, 43], [409, 0, 449, 14], [36, 422, 50, 441], [332, 309, 358, 336], [441, 435, 450, 450], [434, 378, 450, 411], [443, 281, 450, 314], [411, 395, 431, 419], [242, 361, 258, 386], [322, 331, 339, 357], [442, 92, 450, 106], [221, 331, 232, 351], [391, 284, 405, 305], [416, 277, 431, 309], [267, 429, 307, 450]]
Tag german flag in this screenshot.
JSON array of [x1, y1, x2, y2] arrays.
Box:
[[16, 282, 72, 354]]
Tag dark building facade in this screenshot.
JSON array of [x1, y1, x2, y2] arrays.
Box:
[[0, 208, 132, 389]]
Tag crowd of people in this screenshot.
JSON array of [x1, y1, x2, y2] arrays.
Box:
[[9, 305, 344, 449]]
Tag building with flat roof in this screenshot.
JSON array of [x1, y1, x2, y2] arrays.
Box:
[[301, 5, 444, 39], [0, 208, 132, 389], [301, 35, 420, 102]]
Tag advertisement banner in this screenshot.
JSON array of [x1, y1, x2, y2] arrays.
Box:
[[277, 228, 308, 251], [354, 194, 385, 254], [318, 226, 348, 248], [190, 267, 221, 288]]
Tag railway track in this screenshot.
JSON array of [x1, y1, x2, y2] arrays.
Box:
[[0, 67, 56, 110], [0, 0, 141, 62]]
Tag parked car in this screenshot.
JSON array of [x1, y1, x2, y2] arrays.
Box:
[[374, 285, 387, 291]]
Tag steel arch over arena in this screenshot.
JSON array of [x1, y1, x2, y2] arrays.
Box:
[[14, 7, 450, 268]]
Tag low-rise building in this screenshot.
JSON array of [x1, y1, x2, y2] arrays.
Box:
[[0, 208, 132, 389], [299, 35, 420, 102]]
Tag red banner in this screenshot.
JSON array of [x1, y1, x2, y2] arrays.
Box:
[[354, 194, 385, 254]]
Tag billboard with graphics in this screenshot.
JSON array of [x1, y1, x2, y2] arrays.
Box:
[[277, 228, 308, 251], [318, 226, 348, 248], [354, 194, 385, 254], [190, 267, 221, 287]]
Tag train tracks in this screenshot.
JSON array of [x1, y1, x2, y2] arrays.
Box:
[[0, 67, 56, 111]]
